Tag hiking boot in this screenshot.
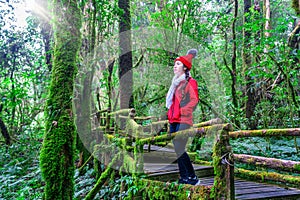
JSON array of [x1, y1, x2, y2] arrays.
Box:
[[188, 176, 200, 186], [178, 178, 189, 184]]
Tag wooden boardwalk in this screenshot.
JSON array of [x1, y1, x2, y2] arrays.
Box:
[[142, 145, 300, 200], [144, 163, 300, 200]]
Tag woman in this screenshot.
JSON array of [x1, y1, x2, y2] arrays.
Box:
[[166, 49, 200, 185]]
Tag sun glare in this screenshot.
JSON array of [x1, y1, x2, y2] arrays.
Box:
[[24, 0, 51, 22], [14, 2, 28, 27], [7, 0, 50, 28]]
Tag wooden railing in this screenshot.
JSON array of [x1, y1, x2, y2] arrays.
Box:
[[229, 128, 300, 188], [93, 108, 235, 199], [92, 108, 300, 199]]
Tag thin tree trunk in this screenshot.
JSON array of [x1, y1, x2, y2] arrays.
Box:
[[243, 0, 256, 129], [119, 0, 133, 110], [10, 60, 16, 134], [106, 59, 114, 132], [75, 0, 99, 168], [231, 0, 238, 109], [231, 0, 239, 127], [0, 103, 10, 145], [0, 118, 10, 145], [264, 0, 271, 37], [39, 0, 82, 199], [264, 0, 271, 54]]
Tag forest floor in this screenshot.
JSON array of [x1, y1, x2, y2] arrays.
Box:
[[0, 131, 299, 199]]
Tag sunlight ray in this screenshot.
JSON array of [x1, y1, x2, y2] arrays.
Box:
[[25, 0, 51, 22]]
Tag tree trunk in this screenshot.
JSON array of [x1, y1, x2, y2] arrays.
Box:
[[264, 0, 271, 38], [0, 118, 10, 145], [119, 0, 133, 110], [39, 0, 82, 199], [0, 104, 10, 145], [231, 0, 239, 127], [243, 0, 256, 129], [76, 70, 93, 168], [75, 0, 100, 168], [288, 20, 300, 64], [263, 0, 271, 54]]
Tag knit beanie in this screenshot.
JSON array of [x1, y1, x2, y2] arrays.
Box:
[[175, 49, 198, 70]]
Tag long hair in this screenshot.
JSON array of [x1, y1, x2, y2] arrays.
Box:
[[181, 65, 190, 98], [184, 67, 190, 81]]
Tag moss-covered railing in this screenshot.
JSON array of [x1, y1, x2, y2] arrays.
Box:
[[85, 109, 235, 200], [229, 128, 300, 188]]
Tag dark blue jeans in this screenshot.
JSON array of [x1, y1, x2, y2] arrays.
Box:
[[170, 123, 196, 179]]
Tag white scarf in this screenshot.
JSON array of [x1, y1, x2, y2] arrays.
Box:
[[166, 73, 186, 109]]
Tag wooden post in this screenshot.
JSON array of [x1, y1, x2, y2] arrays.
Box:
[[105, 107, 111, 134], [226, 146, 235, 200], [125, 109, 144, 174], [211, 123, 234, 200], [104, 108, 111, 167]]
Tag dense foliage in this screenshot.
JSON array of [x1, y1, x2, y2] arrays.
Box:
[[0, 0, 299, 199]]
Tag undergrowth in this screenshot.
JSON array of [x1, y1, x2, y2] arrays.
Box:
[[0, 129, 299, 199], [0, 129, 43, 200], [0, 129, 135, 200]]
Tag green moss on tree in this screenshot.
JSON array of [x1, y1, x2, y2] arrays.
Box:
[[210, 124, 233, 199], [39, 1, 82, 199]]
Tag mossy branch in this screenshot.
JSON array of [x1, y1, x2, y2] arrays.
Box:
[[108, 109, 131, 116], [229, 128, 300, 138], [193, 118, 223, 128], [103, 134, 133, 151], [234, 154, 300, 173], [84, 152, 121, 200], [235, 168, 300, 189], [288, 22, 300, 46], [139, 124, 231, 146]]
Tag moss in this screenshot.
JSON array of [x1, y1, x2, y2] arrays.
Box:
[[295, 164, 300, 171], [229, 128, 300, 138], [85, 152, 121, 200], [193, 159, 212, 166], [210, 125, 232, 199], [235, 168, 300, 189], [39, 1, 81, 199], [133, 178, 212, 200], [139, 124, 225, 146]]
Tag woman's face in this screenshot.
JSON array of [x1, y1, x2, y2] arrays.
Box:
[[173, 60, 185, 76]]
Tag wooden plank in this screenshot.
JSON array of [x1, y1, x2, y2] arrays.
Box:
[[144, 166, 300, 200], [236, 190, 300, 200], [198, 177, 214, 186], [235, 179, 300, 200], [144, 163, 212, 173], [235, 187, 284, 195], [141, 145, 300, 200], [145, 163, 214, 181]]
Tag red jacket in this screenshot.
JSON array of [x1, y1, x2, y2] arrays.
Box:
[[167, 78, 199, 125]]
